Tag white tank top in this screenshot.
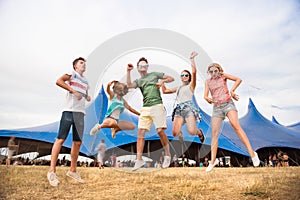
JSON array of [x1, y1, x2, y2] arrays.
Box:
[[63, 70, 89, 114], [176, 85, 193, 103]]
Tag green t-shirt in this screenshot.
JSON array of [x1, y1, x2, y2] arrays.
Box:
[[134, 72, 164, 107]]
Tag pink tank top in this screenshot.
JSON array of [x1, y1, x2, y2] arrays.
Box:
[[207, 75, 232, 106]]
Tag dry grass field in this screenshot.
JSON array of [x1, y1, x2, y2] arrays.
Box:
[[0, 165, 299, 200]]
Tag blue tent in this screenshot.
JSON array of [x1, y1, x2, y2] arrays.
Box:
[[272, 116, 300, 133], [1, 86, 300, 158]]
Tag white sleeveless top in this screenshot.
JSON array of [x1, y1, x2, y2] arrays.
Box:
[[176, 85, 193, 103], [63, 70, 89, 114]]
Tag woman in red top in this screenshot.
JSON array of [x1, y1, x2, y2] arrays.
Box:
[[204, 63, 260, 172]]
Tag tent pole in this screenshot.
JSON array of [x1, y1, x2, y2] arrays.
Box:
[[16, 140, 20, 155], [147, 141, 150, 158]]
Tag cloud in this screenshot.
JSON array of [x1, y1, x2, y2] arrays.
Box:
[[0, 0, 300, 129]]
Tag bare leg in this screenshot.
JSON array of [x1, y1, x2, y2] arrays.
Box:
[[172, 117, 184, 137], [136, 129, 146, 160], [70, 141, 82, 172], [227, 110, 255, 157], [99, 118, 120, 138], [49, 139, 65, 172], [99, 118, 119, 129], [157, 128, 170, 157], [115, 120, 136, 134], [185, 115, 197, 135], [6, 158, 10, 167], [210, 117, 223, 163]]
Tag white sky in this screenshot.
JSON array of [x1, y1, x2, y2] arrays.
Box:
[[0, 0, 300, 129]]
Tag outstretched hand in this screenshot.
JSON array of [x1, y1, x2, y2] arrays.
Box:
[[190, 51, 198, 59]]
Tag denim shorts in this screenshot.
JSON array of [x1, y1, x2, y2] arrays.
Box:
[[57, 111, 84, 142], [212, 101, 237, 119], [174, 105, 195, 120]]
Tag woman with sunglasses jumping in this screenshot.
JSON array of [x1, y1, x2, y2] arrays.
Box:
[[161, 51, 205, 143], [204, 63, 260, 172]]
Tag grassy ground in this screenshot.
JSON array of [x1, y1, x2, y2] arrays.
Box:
[[0, 165, 299, 200]]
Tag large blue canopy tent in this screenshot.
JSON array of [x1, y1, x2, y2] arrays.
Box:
[[1, 86, 299, 165]]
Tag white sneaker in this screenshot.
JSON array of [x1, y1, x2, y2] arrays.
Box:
[[162, 156, 171, 169], [90, 124, 99, 136], [47, 172, 60, 187], [132, 160, 145, 171], [252, 152, 260, 167], [66, 170, 84, 183], [206, 159, 219, 172]]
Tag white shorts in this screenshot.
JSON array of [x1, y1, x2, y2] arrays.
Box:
[[138, 104, 167, 132], [97, 153, 105, 163], [7, 150, 14, 159]]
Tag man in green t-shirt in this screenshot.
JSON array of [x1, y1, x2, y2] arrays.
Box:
[[127, 57, 174, 171]]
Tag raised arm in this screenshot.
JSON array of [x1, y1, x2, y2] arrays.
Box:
[[123, 100, 140, 116], [189, 51, 198, 92], [106, 80, 116, 100], [126, 64, 137, 89]]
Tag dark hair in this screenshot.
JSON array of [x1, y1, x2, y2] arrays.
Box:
[[137, 57, 148, 66], [182, 70, 192, 82], [72, 57, 86, 69]]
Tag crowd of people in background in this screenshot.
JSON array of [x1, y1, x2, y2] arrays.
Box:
[[1, 150, 291, 168]]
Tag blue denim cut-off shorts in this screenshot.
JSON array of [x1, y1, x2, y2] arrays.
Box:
[[174, 103, 200, 122], [57, 111, 84, 142], [212, 101, 237, 119]]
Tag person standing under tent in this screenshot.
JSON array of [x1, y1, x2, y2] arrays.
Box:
[[204, 62, 260, 172], [6, 136, 18, 167], [95, 139, 107, 169], [47, 57, 91, 186]]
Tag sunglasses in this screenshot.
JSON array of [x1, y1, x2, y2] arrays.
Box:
[[181, 74, 189, 77], [138, 64, 149, 67], [209, 69, 219, 74]]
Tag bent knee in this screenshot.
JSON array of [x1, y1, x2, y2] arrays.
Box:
[[172, 130, 181, 137], [187, 127, 197, 135]]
